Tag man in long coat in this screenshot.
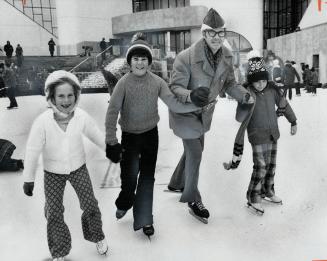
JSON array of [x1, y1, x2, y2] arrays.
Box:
[[167, 8, 254, 222]]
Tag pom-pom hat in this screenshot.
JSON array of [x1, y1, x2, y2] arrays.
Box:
[[247, 56, 269, 84], [126, 32, 153, 65]]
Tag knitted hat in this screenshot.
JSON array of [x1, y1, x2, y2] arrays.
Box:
[[126, 32, 152, 65], [247, 56, 269, 84], [201, 8, 225, 31], [44, 70, 81, 118]]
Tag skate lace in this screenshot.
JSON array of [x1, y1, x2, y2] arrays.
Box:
[[195, 201, 205, 211]]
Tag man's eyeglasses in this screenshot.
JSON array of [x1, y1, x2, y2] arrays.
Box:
[[205, 30, 226, 38]]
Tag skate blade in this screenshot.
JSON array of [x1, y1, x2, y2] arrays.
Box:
[[246, 203, 264, 216], [263, 197, 283, 205], [163, 189, 183, 194], [188, 209, 208, 224]]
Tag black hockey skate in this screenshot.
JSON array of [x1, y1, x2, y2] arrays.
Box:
[[116, 209, 127, 220], [246, 202, 264, 216], [163, 185, 184, 194], [143, 225, 155, 241], [188, 201, 209, 224]]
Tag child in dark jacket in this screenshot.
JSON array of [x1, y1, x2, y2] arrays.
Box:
[[224, 55, 297, 214]]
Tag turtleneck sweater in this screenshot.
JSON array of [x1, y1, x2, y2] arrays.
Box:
[[105, 71, 199, 144]]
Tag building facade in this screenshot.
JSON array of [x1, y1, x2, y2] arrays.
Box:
[[0, 0, 263, 59]]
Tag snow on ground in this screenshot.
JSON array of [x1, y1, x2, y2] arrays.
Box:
[[0, 90, 327, 261]]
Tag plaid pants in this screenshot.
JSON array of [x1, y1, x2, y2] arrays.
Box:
[[247, 142, 277, 203], [44, 164, 105, 258]]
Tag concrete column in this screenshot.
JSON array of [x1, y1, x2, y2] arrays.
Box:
[[166, 31, 171, 53]]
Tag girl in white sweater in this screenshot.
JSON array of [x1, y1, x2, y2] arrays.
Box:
[[22, 70, 108, 261]]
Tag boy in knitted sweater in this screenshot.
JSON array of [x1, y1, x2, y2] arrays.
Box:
[[224, 56, 297, 214], [22, 71, 108, 261], [105, 33, 205, 237]]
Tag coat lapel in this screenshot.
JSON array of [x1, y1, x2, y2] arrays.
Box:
[[191, 39, 215, 77]]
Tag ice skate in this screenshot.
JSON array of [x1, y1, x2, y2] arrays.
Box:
[[96, 238, 109, 255], [143, 225, 155, 241], [246, 202, 264, 215], [263, 195, 282, 204], [116, 209, 127, 220], [53, 257, 65, 261], [163, 185, 184, 194], [188, 201, 210, 224]]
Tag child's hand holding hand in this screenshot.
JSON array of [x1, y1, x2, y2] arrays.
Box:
[[23, 182, 34, 196], [223, 160, 240, 170], [106, 143, 122, 163]]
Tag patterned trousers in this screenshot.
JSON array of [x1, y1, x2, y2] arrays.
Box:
[[44, 164, 105, 258], [247, 142, 277, 203]]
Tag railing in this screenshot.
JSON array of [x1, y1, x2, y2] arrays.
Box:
[[94, 45, 113, 67], [70, 45, 113, 72], [69, 57, 93, 72]]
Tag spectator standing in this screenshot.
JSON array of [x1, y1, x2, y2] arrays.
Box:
[[15, 44, 24, 67], [0, 62, 18, 109], [48, 38, 56, 57], [99, 38, 107, 64], [310, 67, 319, 95], [4, 41, 14, 58], [283, 60, 300, 100], [291, 61, 302, 96]]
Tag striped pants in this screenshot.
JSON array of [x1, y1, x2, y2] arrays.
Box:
[[247, 142, 277, 204], [44, 164, 105, 258]]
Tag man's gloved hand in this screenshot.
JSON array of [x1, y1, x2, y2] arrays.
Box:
[[190, 87, 210, 107], [223, 160, 240, 170], [106, 143, 122, 163], [242, 93, 254, 104], [23, 182, 34, 196]]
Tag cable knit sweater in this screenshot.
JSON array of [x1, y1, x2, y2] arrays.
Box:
[[23, 108, 105, 182], [105, 71, 200, 144]]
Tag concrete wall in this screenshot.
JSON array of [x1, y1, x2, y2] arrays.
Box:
[[56, 0, 131, 55], [112, 5, 208, 35], [267, 23, 327, 84], [190, 0, 263, 51], [0, 1, 57, 56]]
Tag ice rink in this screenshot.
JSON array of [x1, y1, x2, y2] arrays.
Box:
[[1, 90, 327, 261]]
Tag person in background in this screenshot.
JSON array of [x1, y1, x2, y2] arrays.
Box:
[[283, 60, 300, 100], [0, 139, 24, 171], [0, 62, 18, 109], [310, 67, 319, 95], [48, 38, 56, 57], [291, 61, 302, 96], [15, 44, 24, 68]]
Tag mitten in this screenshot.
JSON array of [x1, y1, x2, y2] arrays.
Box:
[[190, 87, 210, 107], [223, 160, 240, 170], [23, 182, 34, 196], [106, 143, 122, 163]]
